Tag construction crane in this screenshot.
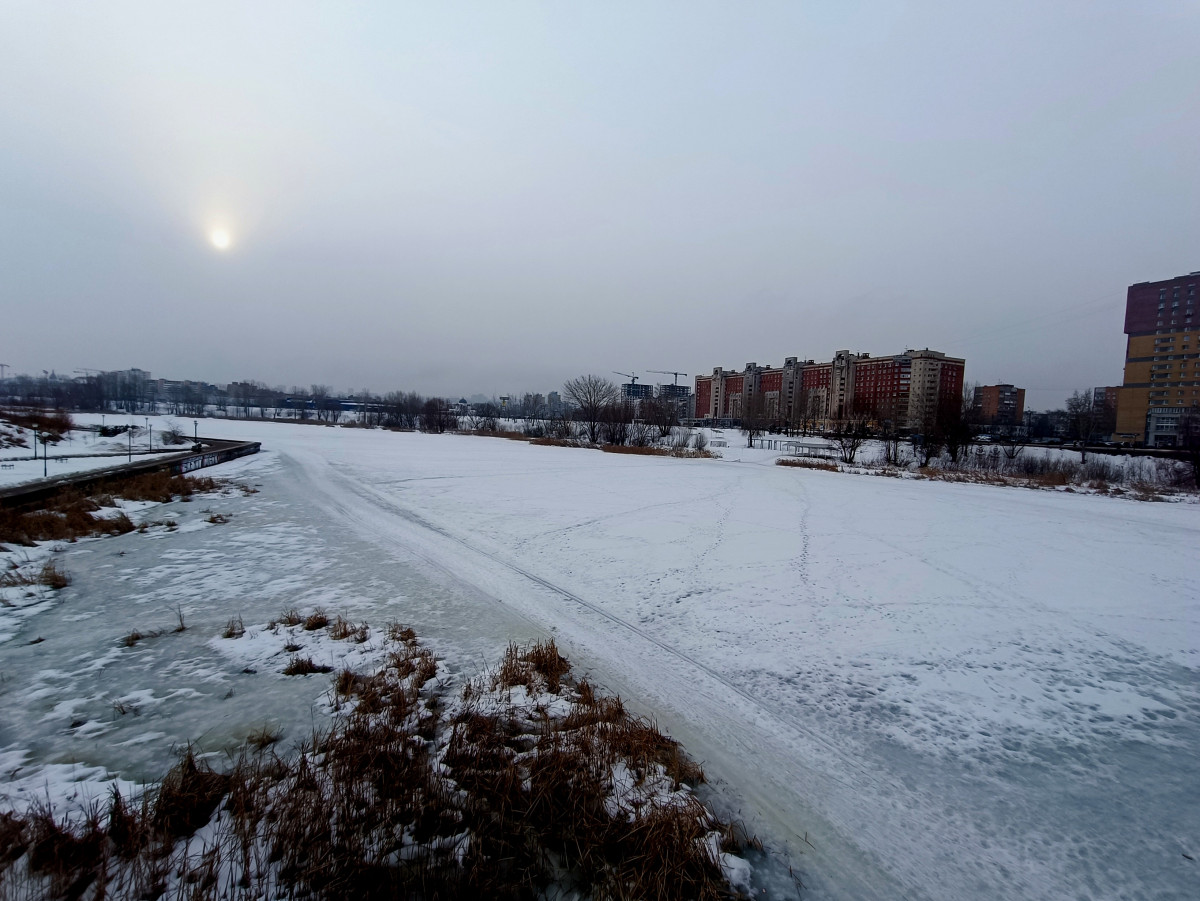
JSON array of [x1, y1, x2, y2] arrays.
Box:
[[612, 371, 639, 385], [647, 369, 688, 386]]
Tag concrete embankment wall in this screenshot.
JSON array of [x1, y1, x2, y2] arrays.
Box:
[[0, 439, 261, 511]]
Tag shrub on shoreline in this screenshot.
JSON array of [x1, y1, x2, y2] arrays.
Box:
[[0, 630, 756, 900]]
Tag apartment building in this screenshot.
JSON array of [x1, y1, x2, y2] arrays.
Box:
[[972, 384, 1026, 429], [1114, 271, 1200, 445], [1093, 386, 1119, 413], [695, 348, 964, 431]]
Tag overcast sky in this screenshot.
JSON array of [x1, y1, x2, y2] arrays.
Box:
[[2, 2, 1197, 410]]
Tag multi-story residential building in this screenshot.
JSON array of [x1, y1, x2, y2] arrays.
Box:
[[1114, 271, 1200, 445], [620, 382, 654, 400], [972, 384, 1026, 429], [694, 348, 964, 431], [1093, 386, 1119, 412]]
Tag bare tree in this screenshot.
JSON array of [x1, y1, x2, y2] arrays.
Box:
[[1000, 432, 1024, 461], [832, 415, 869, 464], [914, 407, 944, 467], [518, 394, 547, 437], [466, 402, 500, 432], [627, 417, 654, 447], [740, 394, 772, 448], [545, 409, 576, 440], [420, 398, 456, 433], [563, 375, 618, 444], [641, 395, 678, 441], [669, 427, 692, 453], [939, 391, 975, 464], [1066, 390, 1097, 461], [796, 388, 823, 436], [873, 398, 904, 466], [599, 398, 635, 445]]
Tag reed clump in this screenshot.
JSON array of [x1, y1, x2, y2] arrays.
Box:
[[0, 473, 215, 547], [0, 628, 753, 900]]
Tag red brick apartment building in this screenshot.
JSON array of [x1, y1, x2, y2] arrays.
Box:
[[972, 384, 1026, 429], [695, 348, 964, 430]]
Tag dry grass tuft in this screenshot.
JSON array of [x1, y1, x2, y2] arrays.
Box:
[[123, 628, 165, 647], [0, 560, 72, 591], [389, 644, 438, 688], [277, 608, 304, 627], [153, 749, 231, 840], [283, 656, 333, 676], [0, 473, 215, 546], [388, 621, 417, 643], [222, 616, 245, 639], [327, 615, 353, 640], [327, 615, 367, 642], [493, 638, 571, 693], [247, 724, 283, 750], [24, 800, 107, 897], [38, 560, 71, 589], [303, 608, 329, 631]]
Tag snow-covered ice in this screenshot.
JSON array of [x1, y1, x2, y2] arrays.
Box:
[[1, 418, 1197, 899]]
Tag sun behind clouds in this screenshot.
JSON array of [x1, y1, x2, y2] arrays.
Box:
[[209, 228, 232, 250]]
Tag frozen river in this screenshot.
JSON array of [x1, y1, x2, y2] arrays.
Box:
[[2, 419, 1198, 899]]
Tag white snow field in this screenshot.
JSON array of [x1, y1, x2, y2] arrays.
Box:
[[2, 419, 1198, 900]]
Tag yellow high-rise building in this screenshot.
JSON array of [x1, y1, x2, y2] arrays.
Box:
[[1115, 272, 1200, 446]]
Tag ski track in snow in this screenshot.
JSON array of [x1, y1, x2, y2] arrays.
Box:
[[2, 420, 1198, 900]]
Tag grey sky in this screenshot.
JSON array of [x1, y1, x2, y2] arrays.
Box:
[[2, 2, 1197, 410]]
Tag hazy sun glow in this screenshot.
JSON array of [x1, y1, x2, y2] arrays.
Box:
[[210, 228, 232, 250]]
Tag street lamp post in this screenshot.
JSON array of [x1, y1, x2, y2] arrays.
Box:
[[146, 417, 151, 450], [193, 420, 198, 443], [33, 431, 48, 477]]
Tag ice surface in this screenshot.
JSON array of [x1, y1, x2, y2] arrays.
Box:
[[2, 417, 1197, 899]]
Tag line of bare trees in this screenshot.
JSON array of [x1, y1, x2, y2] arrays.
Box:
[[558, 375, 689, 448]]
